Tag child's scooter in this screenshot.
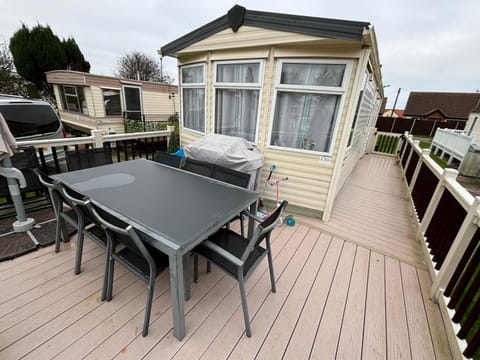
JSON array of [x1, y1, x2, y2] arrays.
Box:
[[257, 165, 288, 226]]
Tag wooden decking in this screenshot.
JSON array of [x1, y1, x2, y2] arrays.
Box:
[[0, 155, 452, 359], [299, 154, 425, 268]]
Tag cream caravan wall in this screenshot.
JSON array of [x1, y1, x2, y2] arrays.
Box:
[[85, 87, 103, 118], [142, 90, 179, 117], [466, 113, 480, 137], [176, 26, 372, 218], [53, 85, 63, 111]]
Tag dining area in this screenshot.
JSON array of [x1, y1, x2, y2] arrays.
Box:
[[37, 150, 285, 343]]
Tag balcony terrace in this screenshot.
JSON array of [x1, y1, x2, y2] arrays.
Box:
[[0, 152, 455, 359]]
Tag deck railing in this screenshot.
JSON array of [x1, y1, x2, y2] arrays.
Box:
[[372, 131, 403, 156], [400, 133, 480, 359], [16, 128, 173, 175]]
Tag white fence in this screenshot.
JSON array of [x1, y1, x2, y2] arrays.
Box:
[[431, 128, 479, 164]]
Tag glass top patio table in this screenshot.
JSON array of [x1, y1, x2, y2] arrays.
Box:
[[54, 158, 258, 340]]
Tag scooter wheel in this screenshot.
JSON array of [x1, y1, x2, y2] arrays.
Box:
[[285, 216, 295, 226]]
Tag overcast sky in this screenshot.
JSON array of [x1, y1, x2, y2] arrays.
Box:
[[1, 0, 479, 108]]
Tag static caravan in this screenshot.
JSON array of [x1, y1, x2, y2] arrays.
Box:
[[161, 5, 384, 220], [46, 70, 179, 134]]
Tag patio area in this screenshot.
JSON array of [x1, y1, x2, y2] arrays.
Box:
[[0, 155, 453, 359]]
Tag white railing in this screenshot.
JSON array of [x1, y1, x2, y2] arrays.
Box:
[[401, 133, 480, 359], [16, 128, 174, 150], [431, 128, 479, 164], [371, 131, 403, 156]]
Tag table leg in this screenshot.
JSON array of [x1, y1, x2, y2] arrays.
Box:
[[169, 253, 186, 340], [248, 200, 257, 238], [183, 254, 191, 300]]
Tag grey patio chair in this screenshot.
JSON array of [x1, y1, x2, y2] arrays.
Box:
[[65, 147, 113, 171], [85, 200, 169, 337], [153, 150, 183, 168], [184, 158, 214, 177], [193, 200, 287, 337], [36, 172, 79, 251], [199, 164, 252, 274], [60, 185, 108, 277], [212, 164, 251, 236]]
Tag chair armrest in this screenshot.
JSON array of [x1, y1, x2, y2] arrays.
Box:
[[202, 240, 243, 267]]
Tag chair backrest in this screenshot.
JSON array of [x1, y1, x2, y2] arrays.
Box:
[[36, 170, 63, 211], [153, 150, 182, 168], [241, 200, 288, 262], [212, 165, 250, 189], [85, 200, 153, 263], [59, 183, 96, 224], [184, 158, 214, 177], [65, 147, 113, 171]]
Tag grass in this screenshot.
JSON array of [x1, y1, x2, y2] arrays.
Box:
[[418, 141, 454, 169]]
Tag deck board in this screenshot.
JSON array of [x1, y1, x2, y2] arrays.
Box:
[[0, 154, 453, 359], [335, 246, 370, 360], [385, 257, 412, 360], [254, 231, 328, 360], [362, 252, 387, 359], [282, 237, 343, 359], [401, 262, 437, 359]]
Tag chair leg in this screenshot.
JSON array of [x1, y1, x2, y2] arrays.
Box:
[[101, 236, 112, 302], [238, 274, 252, 337], [105, 235, 115, 301], [193, 254, 199, 283], [54, 216, 62, 253], [74, 226, 84, 275], [206, 260, 211, 273], [142, 276, 155, 337], [60, 222, 70, 243], [266, 237, 276, 293], [106, 257, 115, 301], [239, 214, 244, 237]]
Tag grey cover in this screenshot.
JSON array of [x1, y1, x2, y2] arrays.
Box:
[[184, 134, 264, 190]]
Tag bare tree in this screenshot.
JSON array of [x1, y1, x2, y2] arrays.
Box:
[[116, 51, 162, 82]]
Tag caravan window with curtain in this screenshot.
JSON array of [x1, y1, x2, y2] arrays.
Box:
[[214, 60, 263, 142], [269, 60, 351, 154], [181, 64, 205, 133]]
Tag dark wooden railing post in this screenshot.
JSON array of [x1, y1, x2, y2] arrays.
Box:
[[408, 148, 430, 196], [430, 196, 480, 299], [417, 168, 458, 245], [399, 131, 409, 163], [402, 136, 415, 173]]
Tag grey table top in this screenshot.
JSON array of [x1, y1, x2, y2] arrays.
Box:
[[54, 158, 258, 253]]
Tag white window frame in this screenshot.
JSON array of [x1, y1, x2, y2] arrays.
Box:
[[121, 84, 143, 120], [267, 58, 353, 155], [101, 87, 122, 117], [180, 63, 206, 134], [213, 59, 264, 144], [61, 85, 88, 115]]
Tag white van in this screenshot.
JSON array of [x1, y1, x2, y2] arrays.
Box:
[[0, 95, 66, 141]]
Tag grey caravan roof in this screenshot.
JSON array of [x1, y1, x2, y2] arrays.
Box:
[[161, 4, 370, 56]]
